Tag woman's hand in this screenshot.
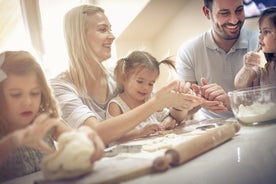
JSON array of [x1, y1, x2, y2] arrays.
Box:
[[171, 81, 202, 112], [78, 126, 104, 163], [154, 80, 202, 109]]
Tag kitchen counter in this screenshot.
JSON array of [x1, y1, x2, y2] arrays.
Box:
[[2, 119, 276, 184], [123, 120, 276, 184]]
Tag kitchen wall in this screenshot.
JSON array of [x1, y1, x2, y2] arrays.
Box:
[[115, 0, 259, 61]]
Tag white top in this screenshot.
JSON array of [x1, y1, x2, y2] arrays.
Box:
[[106, 95, 169, 129], [176, 28, 259, 119], [50, 71, 119, 128]]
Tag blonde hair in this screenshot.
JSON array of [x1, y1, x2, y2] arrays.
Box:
[[0, 51, 59, 132], [63, 4, 106, 96], [114, 51, 175, 92]]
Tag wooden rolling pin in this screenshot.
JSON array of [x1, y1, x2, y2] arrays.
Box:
[[152, 123, 240, 172]]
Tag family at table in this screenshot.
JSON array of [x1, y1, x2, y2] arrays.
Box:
[[0, 0, 276, 182]]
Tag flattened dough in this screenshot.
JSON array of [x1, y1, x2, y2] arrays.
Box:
[[142, 134, 177, 152], [40, 131, 95, 180]]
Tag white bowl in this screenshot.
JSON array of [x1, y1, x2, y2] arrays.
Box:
[[228, 85, 276, 125]]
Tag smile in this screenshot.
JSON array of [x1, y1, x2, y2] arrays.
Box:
[[225, 24, 239, 29]]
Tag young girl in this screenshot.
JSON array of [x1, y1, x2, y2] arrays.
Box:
[[235, 7, 276, 88], [0, 51, 103, 182], [51, 4, 202, 146], [107, 51, 202, 142]]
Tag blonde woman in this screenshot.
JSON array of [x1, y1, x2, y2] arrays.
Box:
[[51, 4, 195, 146]]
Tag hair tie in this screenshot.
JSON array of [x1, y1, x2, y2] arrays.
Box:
[[0, 53, 7, 82]]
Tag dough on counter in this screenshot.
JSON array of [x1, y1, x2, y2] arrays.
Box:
[[40, 131, 95, 180], [142, 134, 177, 152]]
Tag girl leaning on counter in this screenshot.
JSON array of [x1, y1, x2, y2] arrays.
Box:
[[0, 50, 104, 182]]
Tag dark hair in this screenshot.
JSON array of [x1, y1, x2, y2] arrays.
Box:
[[258, 7, 276, 62], [204, 0, 213, 10]]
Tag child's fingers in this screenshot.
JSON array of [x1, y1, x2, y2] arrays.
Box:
[[37, 140, 55, 154]]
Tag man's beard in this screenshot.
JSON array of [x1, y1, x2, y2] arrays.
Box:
[[216, 21, 243, 40]]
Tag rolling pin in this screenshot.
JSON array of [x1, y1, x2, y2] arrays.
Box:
[[152, 123, 240, 172]]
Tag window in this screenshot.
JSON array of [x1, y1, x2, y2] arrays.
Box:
[[0, 0, 32, 53], [39, 0, 80, 78]]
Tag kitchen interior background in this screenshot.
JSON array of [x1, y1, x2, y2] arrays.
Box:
[[0, 0, 260, 78]]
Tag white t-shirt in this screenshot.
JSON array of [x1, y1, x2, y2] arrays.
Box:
[[176, 28, 259, 120]]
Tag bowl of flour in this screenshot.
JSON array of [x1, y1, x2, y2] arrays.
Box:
[[228, 85, 276, 125]]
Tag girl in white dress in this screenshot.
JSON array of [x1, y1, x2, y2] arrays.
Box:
[[107, 51, 202, 143]]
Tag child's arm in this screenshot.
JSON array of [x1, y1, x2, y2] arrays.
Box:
[[235, 66, 258, 89], [117, 124, 160, 143], [0, 114, 59, 164], [86, 81, 195, 145], [108, 102, 124, 117], [235, 51, 261, 89], [108, 101, 161, 142]]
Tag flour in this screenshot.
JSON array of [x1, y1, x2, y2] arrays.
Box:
[[142, 133, 197, 152], [237, 102, 276, 124]]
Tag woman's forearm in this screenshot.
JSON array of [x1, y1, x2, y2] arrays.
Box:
[[86, 97, 161, 145]]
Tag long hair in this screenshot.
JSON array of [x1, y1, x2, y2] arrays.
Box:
[[0, 51, 59, 132], [63, 4, 106, 96], [258, 7, 276, 63], [258, 7, 276, 79], [114, 50, 175, 92]]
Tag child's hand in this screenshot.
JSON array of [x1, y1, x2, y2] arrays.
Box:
[[14, 113, 59, 153], [160, 116, 177, 130], [139, 124, 161, 138], [243, 51, 266, 70]]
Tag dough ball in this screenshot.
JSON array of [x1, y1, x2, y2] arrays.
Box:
[[40, 131, 95, 180]]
